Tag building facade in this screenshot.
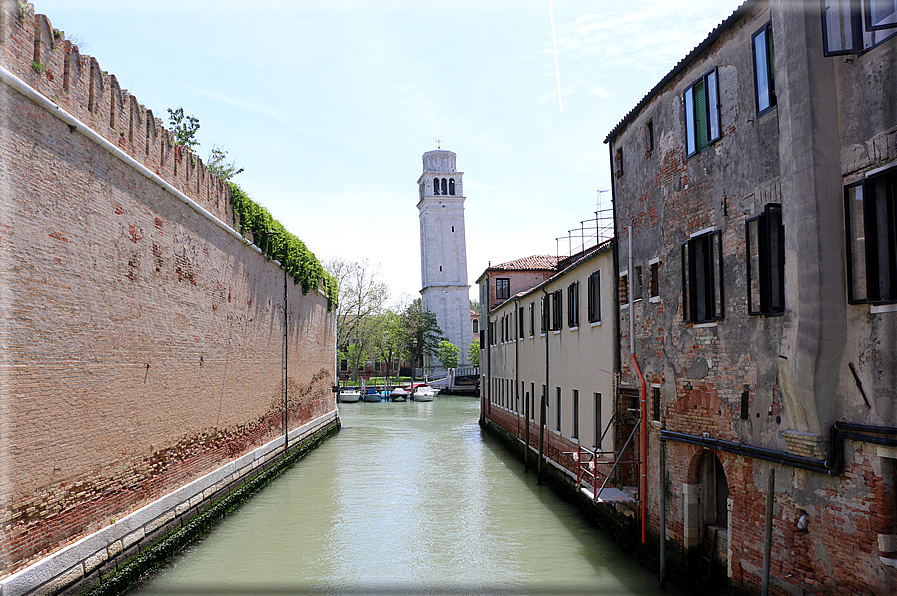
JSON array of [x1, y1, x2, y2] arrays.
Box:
[[418, 149, 472, 369], [606, 0, 896, 593], [478, 242, 617, 481]]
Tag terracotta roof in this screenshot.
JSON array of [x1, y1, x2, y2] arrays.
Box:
[[489, 255, 560, 272]]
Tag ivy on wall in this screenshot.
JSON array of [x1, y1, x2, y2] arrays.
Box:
[[228, 183, 338, 311]]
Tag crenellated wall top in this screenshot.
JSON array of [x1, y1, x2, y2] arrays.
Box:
[[0, 1, 233, 226]]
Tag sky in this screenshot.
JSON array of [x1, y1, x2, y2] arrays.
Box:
[[32, 0, 745, 305]]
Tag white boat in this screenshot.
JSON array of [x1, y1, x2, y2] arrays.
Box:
[[390, 388, 408, 401], [338, 390, 361, 403], [411, 386, 437, 401]]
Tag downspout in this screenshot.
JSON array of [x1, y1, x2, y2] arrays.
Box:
[[539, 286, 549, 485], [514, 298, 521, 449], [283, 269, 289, 451], [659, 437, 667, 589], [628, 226, 647, 545]]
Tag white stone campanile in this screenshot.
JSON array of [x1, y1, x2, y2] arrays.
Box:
[[417, 149, 471, 370]]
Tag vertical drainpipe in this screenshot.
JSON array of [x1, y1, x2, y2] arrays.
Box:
[[485, 275, 491, 420], [283, 269, 289, 451], [761, 466, 775, 596], [514, 298, 520, 448], [629, 226, 648, 544], [539, 286, 549, 485]]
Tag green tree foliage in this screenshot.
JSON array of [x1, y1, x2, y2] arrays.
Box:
[[228, 183, 338, 311], [467, 339, 481, 366], [469, 299, 480, 312], [167, 107, 200, 151], [437, 340, 460, 370], [366, 310, 406, 385], [401, 299, 445, 372], [324, 258, 390, 370], [207, 145, 244, 181]]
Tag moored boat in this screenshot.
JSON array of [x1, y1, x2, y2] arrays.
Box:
[[338, 389, 361, 403]]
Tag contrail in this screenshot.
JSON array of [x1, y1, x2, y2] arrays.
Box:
[[548, 0, 562, 113]]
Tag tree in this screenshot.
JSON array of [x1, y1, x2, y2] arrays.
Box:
[[366, 310, 406, 386], [401, 298, 444, 376], [324, 258, 390, 381], [437, 341, 460, 370], [207, 145, 244, 181], [167, 107, 200, 151], [467, 339, 481, 366], [470, 299, 481, 312]]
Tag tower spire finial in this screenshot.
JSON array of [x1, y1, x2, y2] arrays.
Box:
[[436, 138, 442, 150]]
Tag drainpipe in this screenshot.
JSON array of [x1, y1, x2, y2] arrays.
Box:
[[514, 298, 521, 453], [761, 466, 775, 596], [539, 286, 549, 485], [659, 438, 667, 589], [283, 269, 289, 451], [628, 226, 647, 544]]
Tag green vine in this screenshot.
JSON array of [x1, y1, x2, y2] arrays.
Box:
[[228, 182, 338, 311]]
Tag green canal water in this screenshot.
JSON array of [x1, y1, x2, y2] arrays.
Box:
[[132, 396, 688, 595]]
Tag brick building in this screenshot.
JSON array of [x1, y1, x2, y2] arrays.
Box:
[[0, 4, 337, 593], [606, 0, 896, 593]]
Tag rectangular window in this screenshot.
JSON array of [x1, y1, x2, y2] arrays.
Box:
[[846, 170, 897, 303], [682, 230, 724, 323], [633, 265, 643, 301], [374, 361, 382, 372], [652, 386, 661, 422], [646, 119, 654, 153], [551, 289, 563, 330], [615, 147, 624, 177], [747, 203, 785, 315], [495, 278, 510, 300], [684, 69, 721, 157], [649, 261, 660, 299], [519, 307, 524, 338], [822, 0, 897, 55], [594, 393, 602, 450], [753, 22, 776, 115], [531, 383, 536, 421], [866, 0, 897, 30], [567, 281, 579, 327], [588, 270, 601, 323], [529, 302, 535, 336], [572, 389, 579, 440], [340, 359, 348, 372], [620, 272, 629, 304], [555, 387, 562, 431], [540, 297, 547, 333]]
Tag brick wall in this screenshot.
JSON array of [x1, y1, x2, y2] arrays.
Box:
[[0, 4, 336, 579]]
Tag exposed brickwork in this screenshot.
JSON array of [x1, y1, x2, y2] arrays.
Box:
[[606, 2, 897, 594], [0, 4, 336, 580]]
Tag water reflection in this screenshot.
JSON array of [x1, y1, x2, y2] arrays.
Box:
[[133, 397, 687, 595]]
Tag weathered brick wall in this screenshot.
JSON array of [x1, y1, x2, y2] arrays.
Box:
[[0, 3, 336, 579], [609, 1, 897, 594]]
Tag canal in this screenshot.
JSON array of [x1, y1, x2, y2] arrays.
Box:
[[133, 396, 687, 595]]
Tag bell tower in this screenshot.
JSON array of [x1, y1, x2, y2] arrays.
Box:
[[417, 149, 471, 370]]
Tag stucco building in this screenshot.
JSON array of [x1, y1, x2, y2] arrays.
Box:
[[478, 241, 617, 483], [606, 0, 896, 593]]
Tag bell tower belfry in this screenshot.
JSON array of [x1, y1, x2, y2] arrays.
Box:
[[417, 149, 471, 370]]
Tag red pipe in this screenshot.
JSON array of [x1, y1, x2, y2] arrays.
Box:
[[631, 353, 647, 544]]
